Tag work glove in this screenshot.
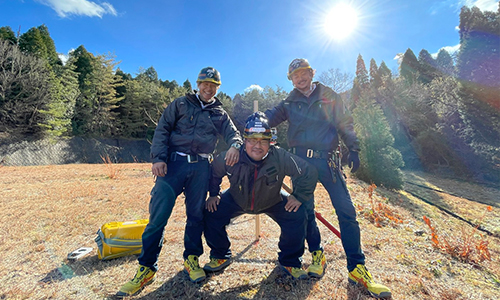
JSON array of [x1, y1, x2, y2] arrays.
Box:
[[348, 151, 360, 173]]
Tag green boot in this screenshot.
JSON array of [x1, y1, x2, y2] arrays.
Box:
[[116, 265, 156, 297], [348, 264, 392, 298], [307, 249, 327, 278], [184, 255, 206, 283]]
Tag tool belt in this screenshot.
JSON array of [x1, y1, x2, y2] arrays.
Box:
[[169, 152, 211, 163], [290, 147, 334, 159]]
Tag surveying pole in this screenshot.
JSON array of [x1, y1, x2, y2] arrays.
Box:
[[253, 100, 261, 240]]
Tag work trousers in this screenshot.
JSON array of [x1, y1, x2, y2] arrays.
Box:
[[204, 191, 307, 268], [138, 158, 210, 272], [296, 156, 365, 272]]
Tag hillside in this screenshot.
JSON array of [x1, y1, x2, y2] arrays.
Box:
[[0, 164, 498, 299]]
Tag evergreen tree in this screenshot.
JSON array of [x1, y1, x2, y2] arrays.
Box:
[[183, 79, 192, 92], [232, 89, 262, 131], [456, 5, 500, 181], [216, 91, 233, 115], [352, 95, 404, 189], [18, 25, 61, 68], [258, 86, 290, 147], [39, 64, 79, 138], [36, 25, 61, 67], [399, 48, 420, 84], [351, 54, 369, 106], [18, 27, 47, 60], [71, 53, 124, 136], [369, 58, 382, 90], [160, 79, 179, 91], [118, 75, 169, 139], [0, 26, 17, 45], [435, 49, 455, 77], [378, 61, 393, 90], [136, 66, 158, 83], [71, 45, 94, 88], [417, 49, 437, 84]]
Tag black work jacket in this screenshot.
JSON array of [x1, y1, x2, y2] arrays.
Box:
[[150, 93, 242, 163], [209, 146, 318, 213], [265, 82, 360, 152]]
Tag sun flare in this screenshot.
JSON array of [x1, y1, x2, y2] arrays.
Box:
[[324, 3, 358, 40]]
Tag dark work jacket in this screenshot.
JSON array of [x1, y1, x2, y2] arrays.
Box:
[[209, 146, 318, 213], [150, 93, 242, 163], [265, 82, 360, 152]]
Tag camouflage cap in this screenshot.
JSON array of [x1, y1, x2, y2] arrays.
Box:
[[197, 67, 221, 85], [287, 58, 312, 80]]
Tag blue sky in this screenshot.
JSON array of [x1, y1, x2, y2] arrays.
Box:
[[1, 0, 498, 97]]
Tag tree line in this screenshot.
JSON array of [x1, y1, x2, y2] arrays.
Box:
[[1, 4, 498, 186]]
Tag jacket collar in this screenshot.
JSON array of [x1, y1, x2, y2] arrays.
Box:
[[187, 92, 222, 108], [239, 147, 273, 166], [288, 82, 323, 103]]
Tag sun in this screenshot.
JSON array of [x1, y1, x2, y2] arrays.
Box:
[[324, 3, 358, 40]]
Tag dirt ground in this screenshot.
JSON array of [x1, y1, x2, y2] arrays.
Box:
[[0, 164, 498, 299]]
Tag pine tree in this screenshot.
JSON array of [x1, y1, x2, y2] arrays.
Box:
[[369, 58, 382, 90], [71, 45, 94, 88], [455, 5, 500, 182], [351, 54, 369, 106], [399, 48, 420, 85], [38, 64, 79, 138], [352, 95, 404, 189], [0, 26, 17, 45], [18, 25, 61, 68], [435, 49, 455, 77], [18, 27, 47, 59], [71, 52, 124, 136], [183, 79, 192, 92], [417, 49, 437, 84], [118, 77, 169, 139]]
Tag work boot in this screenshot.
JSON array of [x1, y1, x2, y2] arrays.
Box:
[[116, 265, 156, 297], [348, 264, 392, 298], [307, 249, 327, 278], [184, 255, 206, 283], [281, 265, 308, 280], [203, 257, 231, 272]]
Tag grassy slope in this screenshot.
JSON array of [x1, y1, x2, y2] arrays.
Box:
[[0, 164, 498, 299]]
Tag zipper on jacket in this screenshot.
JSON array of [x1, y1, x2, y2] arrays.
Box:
[[250, 166, 258, 211]]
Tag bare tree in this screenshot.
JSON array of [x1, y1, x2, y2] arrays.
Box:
[[317, 68, 354, 93], [0, 40, 51, 135]]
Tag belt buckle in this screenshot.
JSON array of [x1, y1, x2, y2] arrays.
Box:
[[306, 149, 314, 158], [187, 155, 198, 163]]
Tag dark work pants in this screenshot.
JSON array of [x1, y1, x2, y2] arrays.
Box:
[[297, 156, 365, 272], [138, 158, 209, 272], [204, 191, 307, 268]]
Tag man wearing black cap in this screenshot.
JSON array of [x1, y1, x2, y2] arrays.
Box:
[[117, 67, 243, 297]]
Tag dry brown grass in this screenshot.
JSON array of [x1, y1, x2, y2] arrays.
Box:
[[0, 164, 499, 299]]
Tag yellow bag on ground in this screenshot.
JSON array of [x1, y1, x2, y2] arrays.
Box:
[[95, 219, 148, 260]]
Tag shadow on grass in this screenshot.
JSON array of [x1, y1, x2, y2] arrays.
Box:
[[39, 254, 139, 284], [128, 266, 317, 300], [347, 282, 379, 300]]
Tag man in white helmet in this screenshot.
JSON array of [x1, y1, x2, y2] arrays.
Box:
[[203, 112, 318, 280], [265, 58, 391, 299]]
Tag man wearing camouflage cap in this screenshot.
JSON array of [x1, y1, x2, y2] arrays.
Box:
[[116, 67, 243, 297], [265, 58, 391, 298]]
